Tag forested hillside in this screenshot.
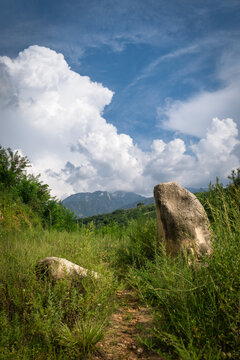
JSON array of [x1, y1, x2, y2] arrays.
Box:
[[78, 203, 156, 228]]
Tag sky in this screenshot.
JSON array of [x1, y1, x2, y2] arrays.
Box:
[[0, 0, 240, 199]]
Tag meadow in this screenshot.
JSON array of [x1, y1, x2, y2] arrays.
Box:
[[0, 147, 239, 359]]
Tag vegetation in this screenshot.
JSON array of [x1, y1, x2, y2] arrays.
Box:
[[0, 146, 118, 359], [78, 203, 156, 228], [124, 176, 240, 360], [0, 145, 239, 359], [0, 146, 77, 232], [0, 229, 119, 359]]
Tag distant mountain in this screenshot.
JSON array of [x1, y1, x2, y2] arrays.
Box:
[[62, 187, 208, 218], [62, 191, 153, 218], [187, 187, 208, 194]]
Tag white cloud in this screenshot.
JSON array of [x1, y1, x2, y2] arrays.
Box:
[[159, 48, 240, 138], [145, 117, 240, 188], [0, 46, 239, 199]]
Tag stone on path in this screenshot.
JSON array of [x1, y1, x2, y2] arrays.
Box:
[[36, 256, 98, 281], [154, 181, 212, 257]]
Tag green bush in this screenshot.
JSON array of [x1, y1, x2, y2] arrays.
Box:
[[43, 200, 78, 232]]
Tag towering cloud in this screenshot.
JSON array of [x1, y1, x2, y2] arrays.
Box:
[[0, 46, 239, 198]]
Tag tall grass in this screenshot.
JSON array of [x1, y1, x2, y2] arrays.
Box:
[[0, 228, 118, 359], [126, 184, 240, 359], [112, 216, 158, 273]]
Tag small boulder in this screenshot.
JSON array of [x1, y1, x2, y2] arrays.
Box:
[[154, 182, 212, 257], [36, 257, 98, 281]]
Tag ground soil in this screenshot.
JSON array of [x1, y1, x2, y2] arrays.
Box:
[[92, 289, 164, 360]]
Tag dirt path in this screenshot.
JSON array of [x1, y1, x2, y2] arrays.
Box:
[[93, 289, 164, 360]]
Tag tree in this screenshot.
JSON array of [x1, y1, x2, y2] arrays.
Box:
[[228, 168, 240, 187], [0, 145, 51, 213], [16, 174, 51, 215], [0, 146, 30, 188], [43, 200, 78, 231]]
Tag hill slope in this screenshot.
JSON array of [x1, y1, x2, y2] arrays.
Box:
[[78, 203, 156, 228]]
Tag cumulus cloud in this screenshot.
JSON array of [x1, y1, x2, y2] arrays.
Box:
[[146, 118, 239, 188], [0, 46, 239, 199], [159, 48, 240, 138]]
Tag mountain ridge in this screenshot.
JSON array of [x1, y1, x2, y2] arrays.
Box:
[[62, 187, 208, 218], [62, 190, 151, 218]]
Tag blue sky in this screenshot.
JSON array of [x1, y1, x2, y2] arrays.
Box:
[[0, 0, 240, 198]]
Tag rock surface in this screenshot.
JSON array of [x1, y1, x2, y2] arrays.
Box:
[[154, 182, 212, 257], [36, 257, 98, 281]]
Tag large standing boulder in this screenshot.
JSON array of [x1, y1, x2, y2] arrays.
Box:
[[36, 257, 98, 281], [154, 182, 212, 257]]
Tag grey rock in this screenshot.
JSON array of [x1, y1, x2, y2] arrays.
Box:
[[154, 182, 212, 258], [36, 256, 98, 281]]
